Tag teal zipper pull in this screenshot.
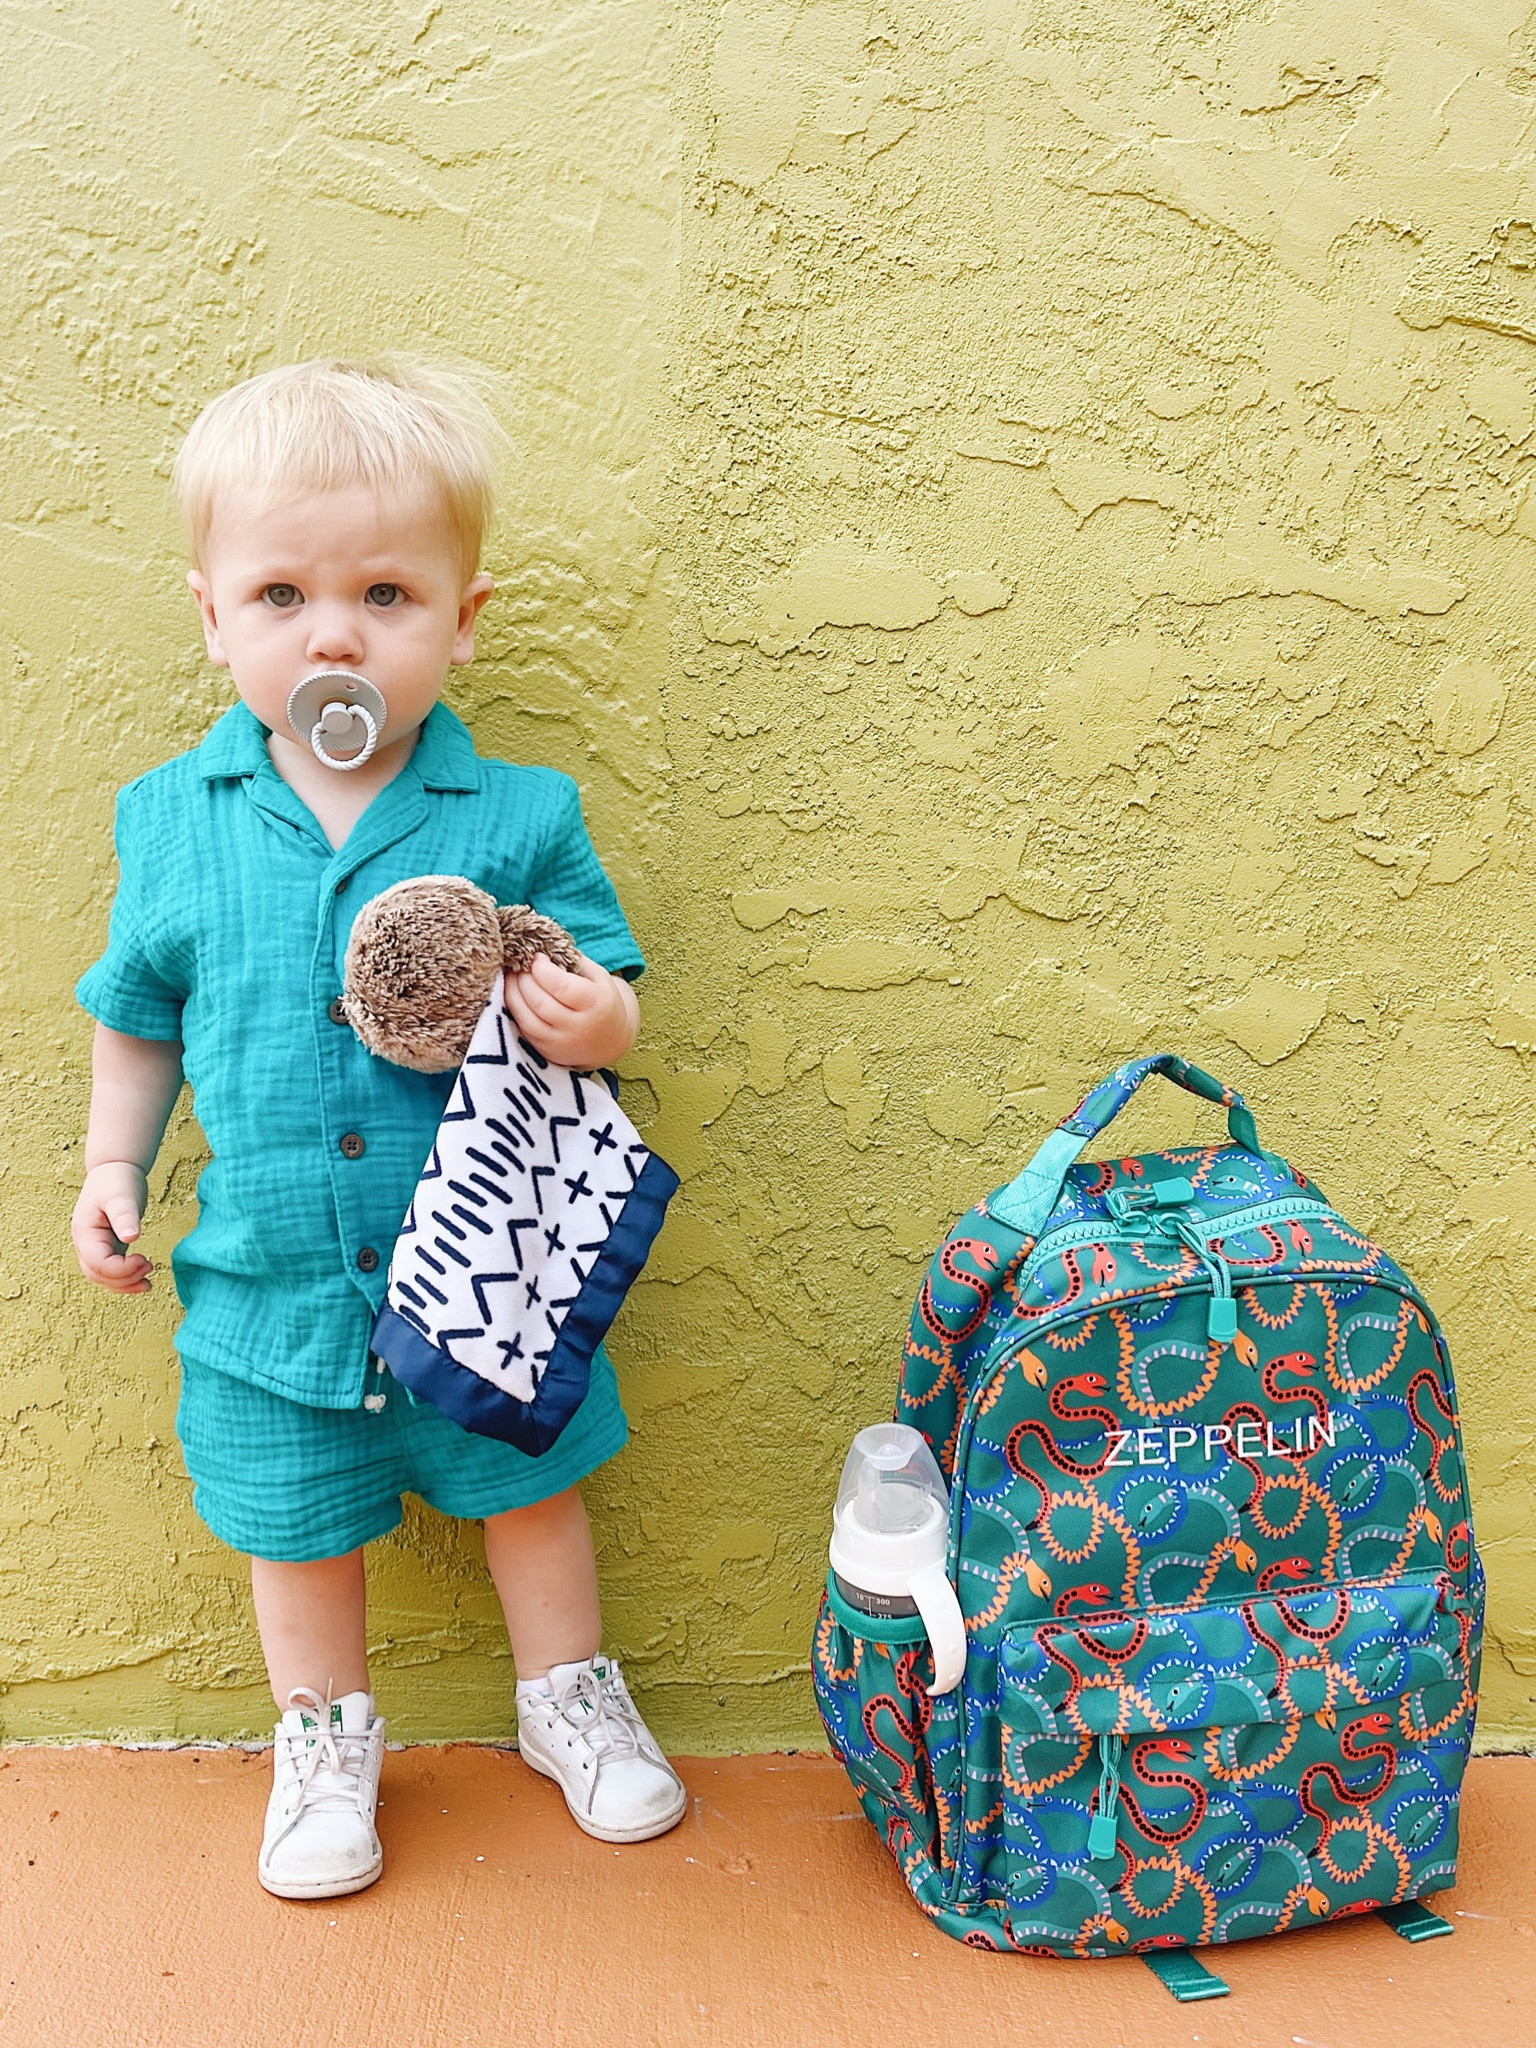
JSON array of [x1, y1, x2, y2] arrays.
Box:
[[1088, 1734, 1124, 1862], [1207, 1295, 1237, 1344], [1204, 1233, 1236, 1343], [1163, 1211, 1238, 1345]]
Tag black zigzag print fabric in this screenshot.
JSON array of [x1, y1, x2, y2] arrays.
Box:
[[371, 975, 678, 1450]]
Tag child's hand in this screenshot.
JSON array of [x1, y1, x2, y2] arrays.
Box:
[[71, 1162, 154, 1293], [504, 953, 639, 1070]]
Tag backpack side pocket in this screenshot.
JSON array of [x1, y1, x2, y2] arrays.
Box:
[[812, 1579, 961, 1916]]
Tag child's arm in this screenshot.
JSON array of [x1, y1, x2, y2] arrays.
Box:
[[504, 954, 639, 1070], [71, 1023, 185, 1294]]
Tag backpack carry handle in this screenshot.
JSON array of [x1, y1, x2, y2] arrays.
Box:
[[989, 1054, 1266, 1238]]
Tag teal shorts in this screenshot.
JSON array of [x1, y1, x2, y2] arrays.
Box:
[[176, 1350, 628, 1562]]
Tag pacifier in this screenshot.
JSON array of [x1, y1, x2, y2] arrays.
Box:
[[285, 671, 389, 772]]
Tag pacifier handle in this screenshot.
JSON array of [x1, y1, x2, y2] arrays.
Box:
[[285, 671, 388, 773], [310, 698, 379, 772]]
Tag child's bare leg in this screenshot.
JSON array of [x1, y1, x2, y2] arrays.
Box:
[[490, 1486, 684, 1841], [487, 1490, 602, 1679], [483, 1487, 601, 1679], [249, 1549, 382, 1901], [250, 1551, 369, 1706]]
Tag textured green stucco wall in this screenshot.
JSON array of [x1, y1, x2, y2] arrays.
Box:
[[4, 2, 1536, 1751]]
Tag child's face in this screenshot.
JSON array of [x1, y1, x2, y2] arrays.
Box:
[[187, 483, 492, 751]]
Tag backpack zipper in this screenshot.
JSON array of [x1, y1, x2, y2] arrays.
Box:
[[994, 1561, 1455, 1644], [976, 1193, 1337, 1393], [1022, 1192, 1332, 1274]]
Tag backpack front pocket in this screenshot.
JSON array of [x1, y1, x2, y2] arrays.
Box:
[[993, 1574, 1477, 1955]]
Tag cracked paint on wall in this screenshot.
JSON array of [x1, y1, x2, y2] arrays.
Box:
[[3, 0, 1536, 1751]]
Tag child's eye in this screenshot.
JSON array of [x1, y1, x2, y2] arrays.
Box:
[[367, 583, 402, 608], [263, 584, 301, 609]]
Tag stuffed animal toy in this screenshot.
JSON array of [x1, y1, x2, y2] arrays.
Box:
[[342, 874, 678, 1453], [342, 874, 580, 1073]]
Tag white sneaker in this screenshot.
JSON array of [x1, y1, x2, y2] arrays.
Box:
[[257, 1688, 385, 1900], [516, 1654, 687, 1844]]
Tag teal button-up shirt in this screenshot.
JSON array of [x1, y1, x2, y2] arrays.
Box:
[[77, 702, 644, 1409]]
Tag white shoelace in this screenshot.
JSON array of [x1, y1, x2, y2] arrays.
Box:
[[552, 1661, 647, 1763], [275, 1687, 376, 1820]]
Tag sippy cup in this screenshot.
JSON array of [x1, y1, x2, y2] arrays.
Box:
[[828, 1422, 967, 1695], [286, 670, 389, 771]]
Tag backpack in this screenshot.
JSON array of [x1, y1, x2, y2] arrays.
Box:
[[813, 1055, 1482, 2002]]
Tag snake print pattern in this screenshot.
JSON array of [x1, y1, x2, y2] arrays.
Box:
[[817, 1116, 1482, 1960]]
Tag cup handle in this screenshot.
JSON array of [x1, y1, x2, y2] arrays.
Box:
[[907, 1559, 967, 1696]]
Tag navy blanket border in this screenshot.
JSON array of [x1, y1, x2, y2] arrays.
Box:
[[370, 1149, 680, 1456]]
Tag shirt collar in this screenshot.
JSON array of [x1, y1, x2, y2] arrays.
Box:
[[410, 703, 481, 792], [195, 702, 269, 780], [196, 699, 481, 792]]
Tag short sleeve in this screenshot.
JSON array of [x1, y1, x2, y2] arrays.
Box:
[[75, 783, 189, 1041], [524, 776, 646, 981]]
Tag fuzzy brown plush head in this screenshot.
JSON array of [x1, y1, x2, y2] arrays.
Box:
[[343, 875, 581, 1073], [497, 902, 581, 979]]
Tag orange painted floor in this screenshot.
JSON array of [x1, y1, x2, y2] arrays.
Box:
[[0, 1748, 1530, 2048]]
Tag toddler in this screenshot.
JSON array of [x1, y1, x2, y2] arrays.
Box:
[[70, 359, 685, 1899]]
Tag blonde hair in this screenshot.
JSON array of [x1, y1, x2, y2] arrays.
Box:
[[173, 357, 503, 576]]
